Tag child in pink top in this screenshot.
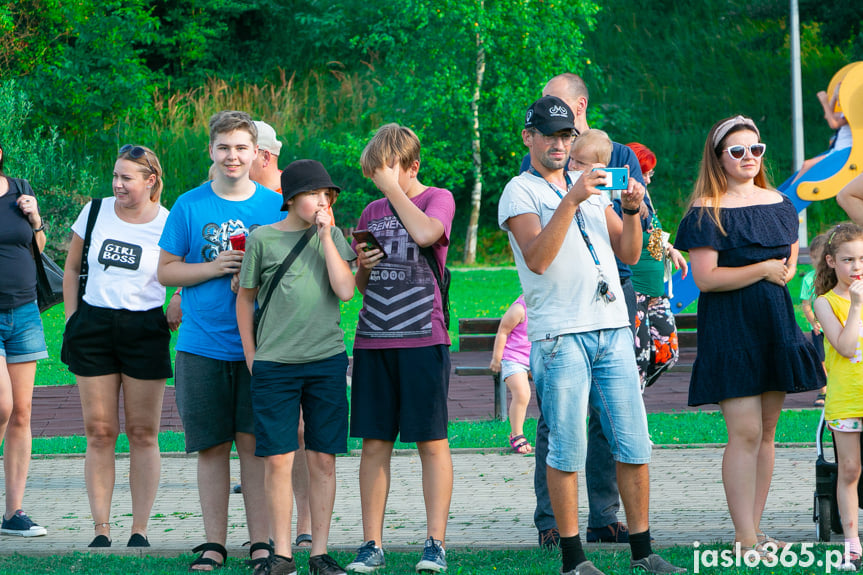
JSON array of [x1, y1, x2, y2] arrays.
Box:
[[490, 295, 533, 453]]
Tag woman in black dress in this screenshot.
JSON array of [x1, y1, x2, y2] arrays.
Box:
[[675, 116, 824, 556]]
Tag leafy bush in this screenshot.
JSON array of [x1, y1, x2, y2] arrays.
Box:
[[0, 80, 97, 262]]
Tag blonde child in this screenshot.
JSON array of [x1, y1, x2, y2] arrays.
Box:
[[489, 295, 532, 453], [813, 223, 863, 571], [569, 128, 612, 171], [800, 233, 829, 406]]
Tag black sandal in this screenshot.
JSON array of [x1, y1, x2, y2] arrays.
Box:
[[189, 542, 227, 571], [246, 541, 273, 571]]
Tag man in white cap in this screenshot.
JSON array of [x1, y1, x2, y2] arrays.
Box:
[[250, 120, 284, 193]]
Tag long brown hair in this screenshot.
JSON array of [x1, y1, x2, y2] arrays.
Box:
[[815, 223, 863, 296], [688, 116, 770, 235]]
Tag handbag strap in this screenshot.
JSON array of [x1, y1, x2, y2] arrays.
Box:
[[11, 178, 47, 275], [386, 200, 444, 291], [257, 226, 316, 319], [78, 198, 103, 302]]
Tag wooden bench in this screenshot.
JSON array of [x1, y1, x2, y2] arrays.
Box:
[[455, 312, 698, 419], [455, 318, 507, 421]]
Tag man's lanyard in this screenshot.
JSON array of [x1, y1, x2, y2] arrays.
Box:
[[527, 166, 601, 267]]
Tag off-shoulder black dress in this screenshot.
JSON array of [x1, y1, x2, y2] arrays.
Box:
[[674, 197, 825, 406]]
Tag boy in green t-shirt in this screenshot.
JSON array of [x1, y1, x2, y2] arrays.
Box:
[[801, 233, 828, 406], [237, 159, 356, 575]]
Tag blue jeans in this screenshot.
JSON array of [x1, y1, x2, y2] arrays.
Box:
[[533, 284, 646, 531]]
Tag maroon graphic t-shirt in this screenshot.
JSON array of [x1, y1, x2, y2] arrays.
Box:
[[352, 187, 454, 349]]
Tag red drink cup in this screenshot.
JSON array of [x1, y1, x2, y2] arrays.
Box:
[[229, 233, 246, 251]]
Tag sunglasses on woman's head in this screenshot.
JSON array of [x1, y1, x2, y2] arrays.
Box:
[[119, 144, 156, 174], [722, 143, 766, 160]]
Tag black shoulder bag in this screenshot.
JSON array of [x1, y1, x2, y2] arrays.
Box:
[[386, 200, 452, 329], [11, 177, 63, 312], [253, 226, 315, 344]]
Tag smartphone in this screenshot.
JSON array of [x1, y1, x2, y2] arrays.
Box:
[[592, 167, 629, 191], [352, 229, 388, 259]]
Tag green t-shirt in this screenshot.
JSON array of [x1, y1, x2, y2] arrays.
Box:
[[800, 269, 816, 302], [239, 225, 357, 364], [630, 231, 666, 297]]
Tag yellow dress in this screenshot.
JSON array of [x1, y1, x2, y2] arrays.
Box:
[[823, 289, 863, 422]]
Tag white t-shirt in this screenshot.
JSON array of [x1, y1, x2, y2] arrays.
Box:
[[71, 197, 169, 311], [498, 170, 629, 342], [834, 118, 852, 151]]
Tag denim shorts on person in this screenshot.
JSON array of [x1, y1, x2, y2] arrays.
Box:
[[500, 359, 530, 382], [174, 351, 255, 453], [531, 327, 651, 472], [251, 352, 349, 457], [0, 300, 48, 363], [350, 345, 450, 443]]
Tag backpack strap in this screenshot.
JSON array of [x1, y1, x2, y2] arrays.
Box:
[[78, 198, 102, 302]]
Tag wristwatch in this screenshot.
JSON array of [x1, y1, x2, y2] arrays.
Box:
[[621, 207, 640, 216]]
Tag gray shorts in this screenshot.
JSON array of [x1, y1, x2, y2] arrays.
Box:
[[174, 351, 255, 453]]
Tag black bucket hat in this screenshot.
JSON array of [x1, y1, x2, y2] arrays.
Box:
[[280, 159, 341, 210]]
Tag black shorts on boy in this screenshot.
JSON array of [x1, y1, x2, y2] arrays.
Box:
[[251, 352, 349, 456], [349, 345, 450, 443]]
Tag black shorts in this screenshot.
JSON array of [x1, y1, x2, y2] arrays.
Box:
[[251, 353, 349, 457], [812, 329, 826, 363], [62, 301, 172, 380], [349, 345, 450, 443]]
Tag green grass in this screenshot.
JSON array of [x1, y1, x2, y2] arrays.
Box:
[[25, 409, 827, 456], [0, 544, 851, 573]]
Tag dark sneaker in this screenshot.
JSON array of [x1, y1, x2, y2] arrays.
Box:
[[631, 553, 687, 574], [415, 537, 447, 573], [269, 554, 298, 575], [586, 522, 629, 543], [563, 560, 607, 575], [346, 541, 385, 573], [539, 527, 560, 550], [310, 554, 347, 575], [1, 510, 47, 537]]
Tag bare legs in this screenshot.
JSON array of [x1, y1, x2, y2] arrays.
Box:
[[719, 391, 785, 546], [834, 431, 862, 540], [358, 437, 452, 545], [547, 462, 649, 539], [0, 359, 37, 520], [838, 173, 863, 226], [293, 414, 312, 542], [505, 372, 531, 449], [77, 374, 165, 540], [193, 434, 267, 569]]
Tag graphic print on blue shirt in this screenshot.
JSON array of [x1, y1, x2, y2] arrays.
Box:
[[357, 215, 435, 339], [200, 219, 258, 261]]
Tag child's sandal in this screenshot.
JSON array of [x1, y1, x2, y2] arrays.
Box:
[[509, 434, 533, 454]]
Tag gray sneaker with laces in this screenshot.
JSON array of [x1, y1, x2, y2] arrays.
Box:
[[562, 560, 607, 574], [415, 537, 447, 573], [346, 541, 385, 573], [631, 553, 687, 574]]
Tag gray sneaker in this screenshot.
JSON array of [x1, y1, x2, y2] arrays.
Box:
[[269, 554, 298, 575], [562, 560, 607, 575], [631, 553, 687, 574], [346, 541, 385, 573], [415, 537, 447, 572]]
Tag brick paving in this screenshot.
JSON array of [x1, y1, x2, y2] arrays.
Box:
[[29, 351, 822, 437]]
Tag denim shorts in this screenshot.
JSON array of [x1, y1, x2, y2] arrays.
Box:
[[0, 300, 48, 363], [501, 359, 530, 382], [531, 327, 651, 472], [251, 353, 349, 457]]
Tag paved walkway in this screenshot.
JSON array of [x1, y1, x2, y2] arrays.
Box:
[[0, 447, 824, 556]]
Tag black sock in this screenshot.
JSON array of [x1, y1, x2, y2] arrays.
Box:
[[630, 529, 653, 561], [561, 535, 587, 572]]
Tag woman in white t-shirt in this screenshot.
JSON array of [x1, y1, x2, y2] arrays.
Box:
[[62, 145, 171, 548]]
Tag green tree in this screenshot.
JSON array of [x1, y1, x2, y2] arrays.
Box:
[[348, 0, 600, 262]]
